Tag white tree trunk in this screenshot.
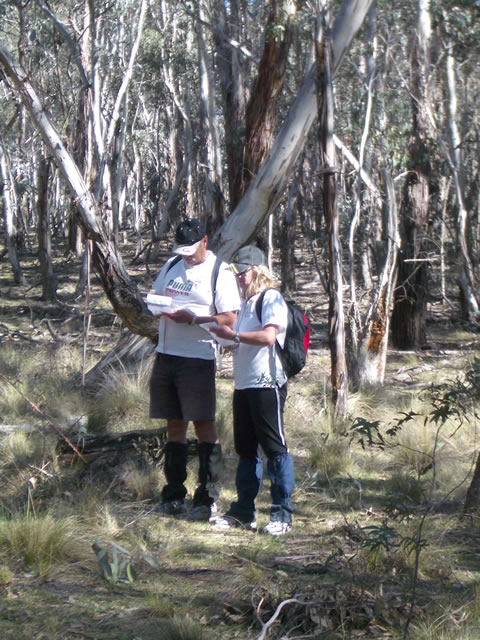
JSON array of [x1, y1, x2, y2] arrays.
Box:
[[197, 3, 225, 230], [445, 44, 479, 318], [357, 170, 399, 385], [0, 140, 26, 285]]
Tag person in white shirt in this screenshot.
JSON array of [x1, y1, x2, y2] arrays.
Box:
[[210, 245, 295, 536], [149, 219, 240, 520]]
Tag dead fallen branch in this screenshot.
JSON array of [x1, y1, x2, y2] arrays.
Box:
[[0, 372, 87, 462]]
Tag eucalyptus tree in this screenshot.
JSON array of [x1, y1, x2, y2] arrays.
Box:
[[0, 0, 377, 409], [0, 138, 26, 285], [228, 0, 297, 210], [144, 0, 197, 238], [390, 0, 434, 349], [436, 0, 480, 320], [211, 0, 374, 257], [36, 155, 58, 302], [195, 1, 225, 233], [316, 7, 348, 416]]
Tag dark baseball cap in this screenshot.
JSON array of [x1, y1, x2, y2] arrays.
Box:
[[172, 219, 206, 256], [230, 245, 266, 274]]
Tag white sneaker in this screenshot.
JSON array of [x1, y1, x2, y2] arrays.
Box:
[[263, 521, 292, 536], [211, 515, 257, 531], [185, 502, 218, 522]]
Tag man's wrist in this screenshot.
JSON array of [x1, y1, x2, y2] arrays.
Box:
[[189, 315, 196, 326], [233, 332, 240, 344]]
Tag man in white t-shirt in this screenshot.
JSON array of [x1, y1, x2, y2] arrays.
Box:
[[149, 219, 240, 520]]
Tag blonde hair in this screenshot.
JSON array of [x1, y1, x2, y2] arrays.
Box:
[[244, 265, 277, 300]]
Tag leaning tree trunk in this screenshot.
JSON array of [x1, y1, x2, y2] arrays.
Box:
[[231, 0, 296, 209], [316, 10, 348, 418], [390, 0, 432, 350], [0, 41, 157, 342], [211, 0, 374, 260]]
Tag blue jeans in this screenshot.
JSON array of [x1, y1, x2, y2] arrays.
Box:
[[227, 454, 263, 523], [268, 453, 294, 522], [227, 451, 294, 524]]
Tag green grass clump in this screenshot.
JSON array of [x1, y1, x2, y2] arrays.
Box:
[[0, 564, 13, 584], [158, 615, 208, 640], [144, 591, 176, 617], [0, 431, 37, 469], [90, 360, 153, 432], [0, 512, 77, 575]]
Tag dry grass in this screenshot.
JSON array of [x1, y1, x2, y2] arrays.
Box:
[[0, 311, 480, 639]]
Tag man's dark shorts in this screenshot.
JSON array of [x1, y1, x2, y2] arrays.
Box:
[[149, 353, 216, 422]]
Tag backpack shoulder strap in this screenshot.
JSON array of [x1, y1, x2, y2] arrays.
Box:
[[255, 288, 284, 324], [211, 256, 223, 314], [255, 289, 267, 323], [166, 255, 182, 272], [254, 289, 287, 375]]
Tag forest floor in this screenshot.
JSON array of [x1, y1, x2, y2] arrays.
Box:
[[0, 233, 480, 640]]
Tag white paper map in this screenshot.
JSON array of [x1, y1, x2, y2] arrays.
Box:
[[145, 293, 173, 315], [201, 322, 236, 347]]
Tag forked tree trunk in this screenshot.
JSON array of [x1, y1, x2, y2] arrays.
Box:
[[211, 0, 374, 260], [0, 0, 373, 351], [356, 170, 399, 385]]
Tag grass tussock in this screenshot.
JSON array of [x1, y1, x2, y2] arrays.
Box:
[[0, 512, 78, 575], [157, 615, 208, 640], [0, 343, 90, 428], [144, 591, 176, 617], [0, 430, 37, 469], [120, 460, 161, 501], [91, 361, 153, 432]]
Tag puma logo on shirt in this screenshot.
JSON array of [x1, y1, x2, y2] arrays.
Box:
[[166, 279, 194, 295]]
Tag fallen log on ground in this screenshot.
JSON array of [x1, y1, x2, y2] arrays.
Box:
[[56, 427, 198, 464]]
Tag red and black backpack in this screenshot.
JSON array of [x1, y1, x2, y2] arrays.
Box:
[[255, 289, 311, 379]]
